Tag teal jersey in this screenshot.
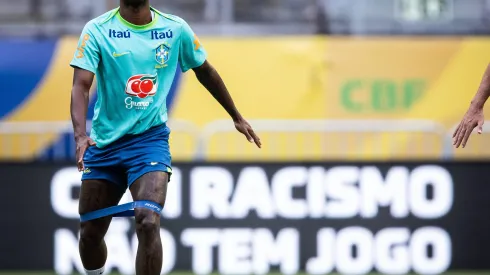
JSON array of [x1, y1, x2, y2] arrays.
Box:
[[70, 7, 207, 148]]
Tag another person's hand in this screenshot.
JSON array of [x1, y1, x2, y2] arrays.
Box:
[[453, 106, 485, 148]]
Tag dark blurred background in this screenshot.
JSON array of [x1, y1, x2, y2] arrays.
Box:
[[4, 0, 490, 36]]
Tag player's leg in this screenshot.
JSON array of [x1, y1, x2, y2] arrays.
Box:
[[121, 124, 172, 274], [79, 178, 126, 273], [129, 171, 169, 275]]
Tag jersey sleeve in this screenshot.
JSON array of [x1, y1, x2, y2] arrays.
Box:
[[70, 22, 100, 74], [178, 21, 207, 73]]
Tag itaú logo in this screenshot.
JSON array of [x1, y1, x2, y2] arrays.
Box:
[[125, 74, 158, 99]]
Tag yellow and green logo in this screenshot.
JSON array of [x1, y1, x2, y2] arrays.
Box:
[[340, 79, 426, 113]]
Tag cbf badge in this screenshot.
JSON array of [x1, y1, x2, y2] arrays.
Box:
[[155, 43, 170, 68]]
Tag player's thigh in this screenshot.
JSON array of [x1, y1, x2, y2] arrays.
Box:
[[79, 179, 126, 238], [129, 171, 169, 206]]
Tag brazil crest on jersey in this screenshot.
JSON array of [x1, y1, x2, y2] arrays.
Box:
[[70, 7, 207, 148]]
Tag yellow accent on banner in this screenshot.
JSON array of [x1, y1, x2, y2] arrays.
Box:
[[5, 36, 490, 160], [172, 37, 490, 160], [325, 37, 462, 118], [172, 37, 329, 160], [0, 37, 94, 159], [6, 38, 76, 122], [173, 37, 328, 124], [324, 38, 464, 159], [358, 39, 490, 159]]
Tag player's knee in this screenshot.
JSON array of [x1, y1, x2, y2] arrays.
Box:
[[135, 209, 160, 236], [79, 222, 105, 246]]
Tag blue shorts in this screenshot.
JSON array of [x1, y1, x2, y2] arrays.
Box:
[[81, 124, 172, 187]]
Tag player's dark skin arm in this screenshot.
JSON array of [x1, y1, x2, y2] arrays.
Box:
[[453, 63, 490, 148], [193, 60, 262, 148], [71, 68, 96, 171]]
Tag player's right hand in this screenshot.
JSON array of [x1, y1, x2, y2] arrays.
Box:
[[75, 135, 96, 171], [234, 118, 262, 148], [453, 106, 485, 148]]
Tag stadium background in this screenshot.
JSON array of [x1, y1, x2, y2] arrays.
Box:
[[2, 0, 490, 274]]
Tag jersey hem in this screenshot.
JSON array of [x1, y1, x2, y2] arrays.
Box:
[[70, 63, 96, 75], [181, 56, 207, 73]]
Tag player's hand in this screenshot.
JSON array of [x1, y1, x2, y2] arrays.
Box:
[[75, 135, 96, 171], [453, 106, 485, 148], [234, 118, 261, 148]]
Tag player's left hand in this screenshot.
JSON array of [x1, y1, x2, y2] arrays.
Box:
[[453, 106, 485, 148], [234, 118, 261, 148]]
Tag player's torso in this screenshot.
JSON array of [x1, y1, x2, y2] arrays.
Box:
[[95, 15, 180, 111]]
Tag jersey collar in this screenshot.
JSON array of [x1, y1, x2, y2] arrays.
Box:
[[115, 7, 159, 31]]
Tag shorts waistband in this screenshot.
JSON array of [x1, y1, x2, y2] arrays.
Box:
[[113, 123, 168, 146], [126, 123, 167, 137]]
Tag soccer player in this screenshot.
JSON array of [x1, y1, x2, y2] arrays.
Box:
[[453, 64, 489, 148], [70, 0, 261, 274]]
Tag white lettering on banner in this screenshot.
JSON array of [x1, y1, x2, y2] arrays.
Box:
[[54, 219, 176, 275], [190, 167, 233, 219], [164, 167, 182, 218], [191, 167, 276, 219], [50, 166, 180, 274], [411, 227, 451, 274], [188, 165, 453, 219], [181, 229, 220, 275], [104, 220, 133, 274], [50, 167, 182, 220], [409, 166, 453, 219], [359, 166, 409, 218], [306, 226, 451, 275], [252, 228, 299, 275], [336, 227, 373, 274], [51, 167, 81, 219], [324, 166, 360, 218], [272, 167, 308, 219], [375, 228, 411, 274], [307, 166, 327, 218], [54, 229, 85, 275], [306, 228, 335, 274], [182, 228, 299, 275], [231, 167, 275, 219], [219, 229, 253, 275], [50, 164, 454, 274]]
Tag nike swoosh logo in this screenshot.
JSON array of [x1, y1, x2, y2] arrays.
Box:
[[113, 51, 130, 57]]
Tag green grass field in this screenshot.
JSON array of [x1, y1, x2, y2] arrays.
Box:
[[2, 272, 489, 275]]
